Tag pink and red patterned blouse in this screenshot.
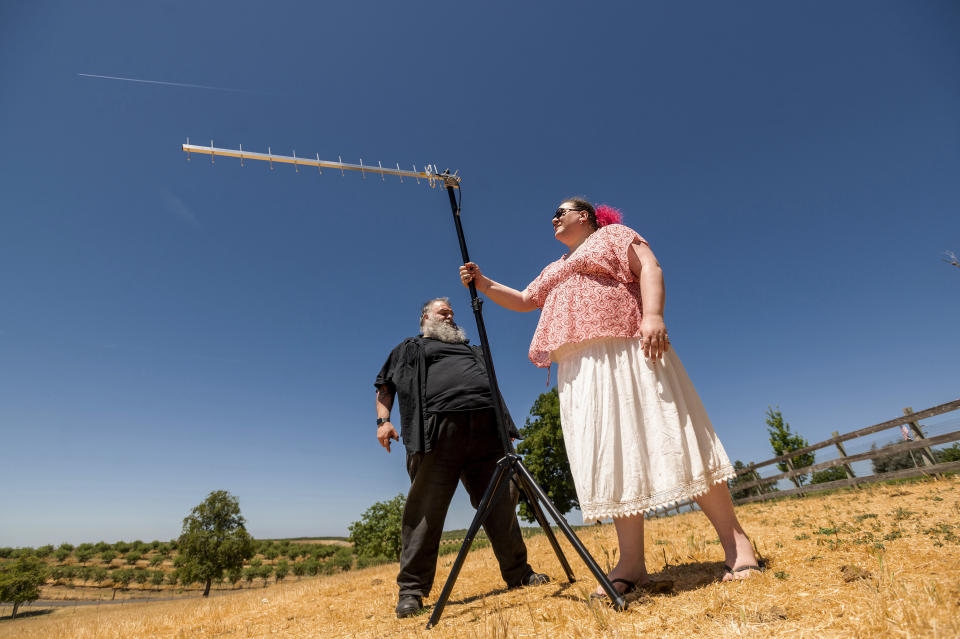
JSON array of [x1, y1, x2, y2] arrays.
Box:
[[523, 224, 648, 367]]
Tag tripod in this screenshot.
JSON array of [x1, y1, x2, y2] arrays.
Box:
[[426, 177, 626, 629]]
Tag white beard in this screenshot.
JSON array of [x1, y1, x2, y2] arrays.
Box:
[[422, 317, 468, 344]]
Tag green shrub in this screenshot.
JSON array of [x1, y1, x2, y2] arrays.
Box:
[[438, 538, 490, 557], [111, 569, 133, 588], [292, 561, 308, 578], [258, 565, 273, 586], [328, 548, 354, 572], [348, 495, 404, 560], [75, 548, 96, 564], [872, 442, 920, 473], [356, 555, 393, 569], [274, 559, 289, 582], [312, 545, 337, 559], [811, 467, 848, 484], [227, 566, 243, 587], [936, 443, 960, 463]]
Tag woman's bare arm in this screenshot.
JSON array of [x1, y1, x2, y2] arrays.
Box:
[[459, 262, 537, 312], [628, 241, 670, 359]]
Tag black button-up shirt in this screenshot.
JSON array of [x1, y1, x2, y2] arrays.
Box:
[[375, 336, 519, 454]]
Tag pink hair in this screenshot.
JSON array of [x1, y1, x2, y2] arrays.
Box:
[[594, 204, 623, 227]]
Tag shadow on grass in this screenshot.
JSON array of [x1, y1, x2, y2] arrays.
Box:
[[1, 608, 55, 622], [410, 557, 778, 627], [539, 561, 738, 605], [432, 559, 766, 620]]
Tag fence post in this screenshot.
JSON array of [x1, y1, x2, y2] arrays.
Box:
[[831, 430, 856, 479], [785, 457, 805, 494], [903, 407, 942, 478], [751, 469, 764, 497]]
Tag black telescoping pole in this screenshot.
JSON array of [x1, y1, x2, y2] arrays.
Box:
[[444, 184, 513, 453]]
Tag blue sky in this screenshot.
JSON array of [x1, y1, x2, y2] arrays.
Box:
[[1, 1, 958, 547]]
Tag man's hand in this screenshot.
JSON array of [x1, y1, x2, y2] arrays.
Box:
[[377, 421, 400, 453], [639, 314, 670, 360]]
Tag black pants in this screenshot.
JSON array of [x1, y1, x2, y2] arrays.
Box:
[[398, 408, 532, 598]]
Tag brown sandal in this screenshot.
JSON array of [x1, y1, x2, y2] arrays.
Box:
[[721, 559, 767, 581]]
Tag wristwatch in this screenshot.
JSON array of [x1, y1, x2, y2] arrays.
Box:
[[376, 417, 390, 426]]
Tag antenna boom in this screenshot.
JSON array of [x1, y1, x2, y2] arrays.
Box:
[[181, 141, 459, 187]]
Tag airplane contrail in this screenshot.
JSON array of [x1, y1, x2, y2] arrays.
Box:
[[77, 72, 249, 93]]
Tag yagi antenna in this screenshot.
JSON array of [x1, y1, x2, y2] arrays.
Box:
[[179, 135, 624, 626], [181, 140, 460, 188]]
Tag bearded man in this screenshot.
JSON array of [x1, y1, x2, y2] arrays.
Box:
[[374, 297, 548, 618]]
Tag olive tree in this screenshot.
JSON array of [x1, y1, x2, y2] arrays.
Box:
[[0, 558, 47, 619], [274, 559, 289, 583], [150, 570, 164, 590], [177, 490, 255, 597], [74, 547, 96, 564]]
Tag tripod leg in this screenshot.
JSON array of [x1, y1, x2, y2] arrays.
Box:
[[512, 460, 627, 610], [512, 467, 576, 583], [426, 457, 513, 629]]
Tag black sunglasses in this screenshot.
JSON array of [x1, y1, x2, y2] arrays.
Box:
[[553, 207, 581, 220]]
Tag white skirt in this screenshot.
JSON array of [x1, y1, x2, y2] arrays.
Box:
[[554, 336, 736, 523]]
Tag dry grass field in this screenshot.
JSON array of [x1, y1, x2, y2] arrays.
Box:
[[3, 477, 958, 639]]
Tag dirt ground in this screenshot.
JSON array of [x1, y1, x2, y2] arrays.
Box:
[[2, 477, 958, 639]]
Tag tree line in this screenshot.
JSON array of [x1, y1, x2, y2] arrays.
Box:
[[0, 491, 356, 618]]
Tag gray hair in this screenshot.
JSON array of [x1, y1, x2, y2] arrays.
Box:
[[419, 297, 450, 328]]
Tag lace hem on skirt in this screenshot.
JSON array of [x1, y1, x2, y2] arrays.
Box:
[[579, 464, 738, 523]]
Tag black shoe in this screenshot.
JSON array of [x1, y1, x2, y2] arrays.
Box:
[[511, 570, 551, 589], [396, 594, 423, 618]]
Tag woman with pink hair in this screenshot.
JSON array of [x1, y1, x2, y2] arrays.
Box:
[[459, 197, 762, 599]]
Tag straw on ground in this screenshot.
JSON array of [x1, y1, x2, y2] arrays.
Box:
[[2, 477, 958, 639]]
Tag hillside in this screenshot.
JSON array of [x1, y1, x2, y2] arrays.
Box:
[[2, 477, 958, 638]]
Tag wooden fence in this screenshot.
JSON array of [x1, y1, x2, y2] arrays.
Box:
[[648, 398, 960, 517]]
